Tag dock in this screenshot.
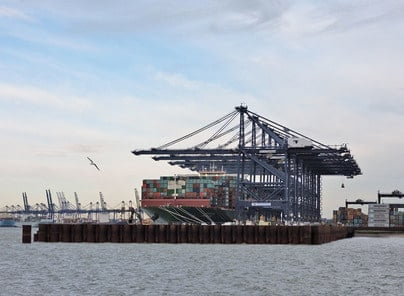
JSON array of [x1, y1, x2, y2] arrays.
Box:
[[27, 224, 356, 244]]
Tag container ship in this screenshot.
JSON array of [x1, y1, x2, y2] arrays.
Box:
[[141, 172, 237, 224]]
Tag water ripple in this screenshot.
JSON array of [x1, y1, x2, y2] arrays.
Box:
[[0, 228, 403, 295]]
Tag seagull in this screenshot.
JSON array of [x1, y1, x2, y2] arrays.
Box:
[[87, 157, 100, 171]]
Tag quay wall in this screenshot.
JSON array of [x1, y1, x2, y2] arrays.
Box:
[[32, 224, 353, 245]]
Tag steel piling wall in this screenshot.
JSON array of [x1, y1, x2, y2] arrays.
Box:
[[32, 224, 360, 244], [22, 225, 31, 244]]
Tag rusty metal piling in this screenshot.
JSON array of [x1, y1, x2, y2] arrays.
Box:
[[30, 223, 386, 244]]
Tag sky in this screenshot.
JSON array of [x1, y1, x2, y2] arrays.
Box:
[[1, 0, 404, 217]]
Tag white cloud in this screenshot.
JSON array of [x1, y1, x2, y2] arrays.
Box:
[[0, 6, 34, 22], [0, 83, 92, 112], [6, 29, 96, 52], [154, 72, 202, 90], [1, 110, 103, 143], [1, 1, 404, 217], [279, 3, 336, 36]]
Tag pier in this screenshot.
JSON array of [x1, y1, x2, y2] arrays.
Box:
[[31, 224, 355, 244]]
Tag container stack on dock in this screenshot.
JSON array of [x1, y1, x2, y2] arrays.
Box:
[[333, 207, 368, 226], [389, 211, 404, 227]]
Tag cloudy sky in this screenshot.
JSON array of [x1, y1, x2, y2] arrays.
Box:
[[1, 0, 403, 217]]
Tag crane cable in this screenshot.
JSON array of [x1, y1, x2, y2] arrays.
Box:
[[195, 112, 239, 149], [157, 110, 238, 149]]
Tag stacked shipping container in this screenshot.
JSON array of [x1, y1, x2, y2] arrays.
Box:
[[334, 206, 404, 227], [141, 175, 237, 208], [333, 207, 368, 226], [390, 211, 404, 227]]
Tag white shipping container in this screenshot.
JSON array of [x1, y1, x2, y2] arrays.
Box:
[[368, 208, 389, 212], [168, 181, 183, 190], [371, 219, 390, 223], [368, 204, 390, 227], [369, 208, 389, 212], [368, 204, 389, 218], [368, 213, 389, 219], [369, 204, 389, 209], [368, 223, 390, 227]]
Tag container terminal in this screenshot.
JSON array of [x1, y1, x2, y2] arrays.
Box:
[[1, 190, 143, 226], [2, 105, 403, 243], [3, 104, 362, 225], [3, 105, 404, 227]]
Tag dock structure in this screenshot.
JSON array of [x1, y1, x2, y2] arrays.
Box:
[[133, 105, 361, 222], [32, 223, 354, 245], [27, 224, 404, 244], [22, 225, 32, 244]]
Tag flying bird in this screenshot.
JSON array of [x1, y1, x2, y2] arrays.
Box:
[[87, 157, 100, 171]]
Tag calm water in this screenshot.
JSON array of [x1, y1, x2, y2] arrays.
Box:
[[0, 228, 403, 296]]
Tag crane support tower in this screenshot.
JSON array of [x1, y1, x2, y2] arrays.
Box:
[[132, 105, 361, 222]]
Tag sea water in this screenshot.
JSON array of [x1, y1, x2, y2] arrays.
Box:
[[0, 228, 403, 296]]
